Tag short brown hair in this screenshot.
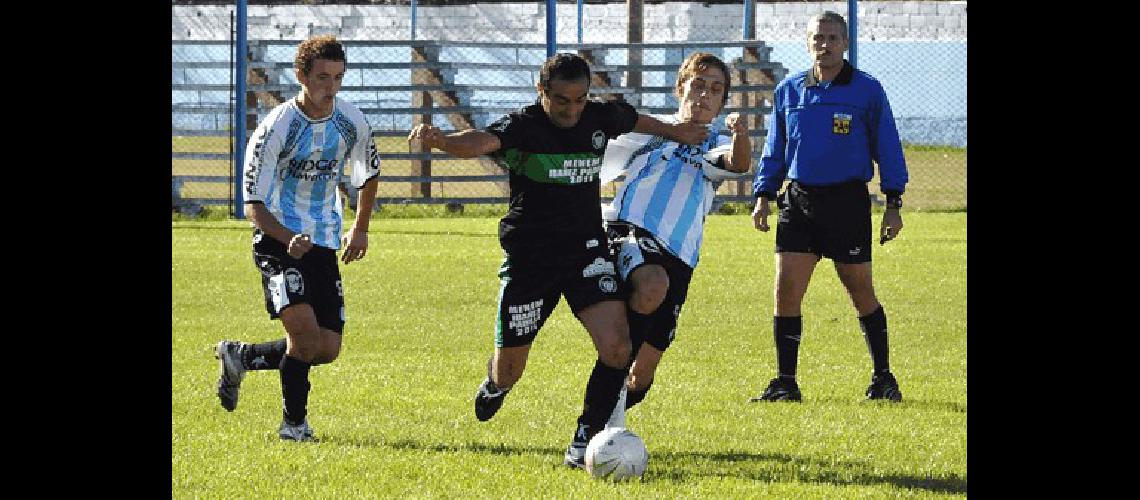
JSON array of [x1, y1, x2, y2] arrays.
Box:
[[675, 52, 731, 108], [294, 34, 346, 75], [808, 11, 848, 40]]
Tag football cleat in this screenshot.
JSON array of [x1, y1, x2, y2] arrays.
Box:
[[749, 377, 802, 402], [865, 371, 903, 402], [214, 340, 247, 412]]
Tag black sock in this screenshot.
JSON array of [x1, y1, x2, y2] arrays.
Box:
[[243, 339, 287, 370], [774, 316, 802, 379], [484, 357, 511, 393], [625, 379, 654, 409], [573, 359, 628, 444], [626, 306, 653, 364], [859, 306, 891, 374], [280, 355, 312, 425]]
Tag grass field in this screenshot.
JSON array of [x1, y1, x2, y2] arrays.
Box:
[[172, 136, 967, 211], [171, 213, 967, 497]]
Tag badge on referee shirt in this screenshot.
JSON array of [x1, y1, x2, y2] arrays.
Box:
[[832, 113, 852, 135]]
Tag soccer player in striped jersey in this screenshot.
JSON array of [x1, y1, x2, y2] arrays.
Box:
[[602, 52, 751, 417], [408, 53, 708, 468], [213, 35, 381, 442]]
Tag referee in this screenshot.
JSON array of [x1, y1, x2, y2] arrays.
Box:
[[750, 11, 908, 403]]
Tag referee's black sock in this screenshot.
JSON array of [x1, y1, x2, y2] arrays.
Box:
[[573, 359, 628, 444], [280, 355, 312, 425], [774, 316, 802, 380], [243, 339, 287, 371], [858, 305, 891, 375]]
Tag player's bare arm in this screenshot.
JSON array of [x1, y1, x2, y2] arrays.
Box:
[[408, 125, 501, 158], [751, 196, 771, 232], [245, 202, 314, 258], [723, 112, 752, 173], [341, 177, 379, 264], [633, 114, 706, 146]]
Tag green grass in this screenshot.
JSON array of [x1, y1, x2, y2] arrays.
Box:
[[172, 213, 966, 497]]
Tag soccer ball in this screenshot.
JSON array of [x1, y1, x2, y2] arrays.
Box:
[[585, 427, 648, 481]]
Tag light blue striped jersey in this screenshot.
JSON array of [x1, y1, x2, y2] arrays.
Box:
[[242, 97, 380, 249], [606, 115, 735, 269]]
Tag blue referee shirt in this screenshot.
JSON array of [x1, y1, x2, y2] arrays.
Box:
[[752, 60, 908, 199]]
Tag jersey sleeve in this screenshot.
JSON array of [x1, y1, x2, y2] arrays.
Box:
[[701, 130, 739, 182], [241, 118, 283, 204], [601, 100, 639, 138], [483, 113, 521, 154], [752, 81, 790, 199], [348, 117, 381, 189], [870, 83, 909, 195]]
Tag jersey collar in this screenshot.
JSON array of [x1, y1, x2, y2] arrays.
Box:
[[805, 60, 855, 87]]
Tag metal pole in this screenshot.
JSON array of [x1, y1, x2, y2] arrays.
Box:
[[627, 0, 642, 106], [848, 0, 857, 68], [546, 0, 556, 57], [577, 0, 583, 44], [742, 0, 754, 40], [229, 9, 235, 217], [411, 0, 418, 41], [234, 0, 247, 218]]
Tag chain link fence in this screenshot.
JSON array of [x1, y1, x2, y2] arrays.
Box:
[[172, 0, 965, 214]]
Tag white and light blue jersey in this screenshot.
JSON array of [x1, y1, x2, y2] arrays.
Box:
[[605, 114, 735, 269], [242, 97, 380, 249]]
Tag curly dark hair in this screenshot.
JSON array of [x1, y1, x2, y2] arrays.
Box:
[[294, 34, 346, 75]]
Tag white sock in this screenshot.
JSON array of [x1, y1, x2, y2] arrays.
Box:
[[605, 384, 628, 429]]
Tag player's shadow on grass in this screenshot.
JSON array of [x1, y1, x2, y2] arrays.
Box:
[[801, 396, 966, 414], [652, 450, 967, 494], [322, 436, 562, 457], [326, 438, 965, 494]]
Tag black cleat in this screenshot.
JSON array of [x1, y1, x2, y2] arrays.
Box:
[[214, 340, 247, 411], [474, 377, 510, 421], [865, 372, 903, 402], [749, 377, 802, 402]]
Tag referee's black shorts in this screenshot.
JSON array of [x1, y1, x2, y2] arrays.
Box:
[[775, 180, 872, 264]]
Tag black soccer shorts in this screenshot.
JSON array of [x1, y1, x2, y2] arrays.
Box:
[[609, 223, 693, 353], [775, 180, 873, 264], [251, 229, 345, 333], [494, 236, 625, 348]]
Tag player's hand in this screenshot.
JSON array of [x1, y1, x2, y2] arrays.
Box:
[[751, 199, 771, 232], [340, 227, 369, 264], [287, 233, 313, 259], [670, 121, 708, 145], [408, 124, 445, 149], [724, 112, 748, 136], [880, 209, 903, 244]]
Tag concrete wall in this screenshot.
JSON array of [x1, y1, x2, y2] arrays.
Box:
[[172, 1, 966, 42]]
